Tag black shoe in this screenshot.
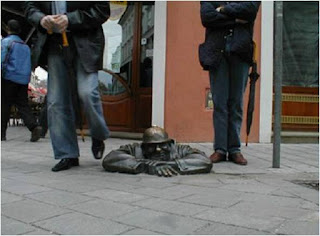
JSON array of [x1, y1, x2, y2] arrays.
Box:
[[40, 128, 48, 138], [92, 138, 105, 160], [30, 126, 42, 142], [1, 136, 6, 141], [52, 158, 79, 172]]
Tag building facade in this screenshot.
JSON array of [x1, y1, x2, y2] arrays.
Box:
[[98, 1, 319, 143]]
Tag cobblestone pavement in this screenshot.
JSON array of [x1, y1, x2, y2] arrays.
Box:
[[1, 126, 319, 235]]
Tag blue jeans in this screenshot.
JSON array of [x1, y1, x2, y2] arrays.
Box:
[[47, 42, 109, 159], [209, 54, 249, 155]]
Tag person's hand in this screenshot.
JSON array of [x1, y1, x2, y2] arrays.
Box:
[[40, 15, 57, 31], [53, 14, 68, 33], [236, 18, 248, 24]]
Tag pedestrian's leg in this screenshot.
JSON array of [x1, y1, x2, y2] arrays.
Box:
[[15, 84, 42, 142], [227, 55, 250, 154], [76, 60, 110, 141], [39, 96, 48, 137], [15, 84, 38, 131], [76, 59, 109, 159], [47, 51, 79, 159], [209, 57, 229, 154], [1, 80, 15, 140]]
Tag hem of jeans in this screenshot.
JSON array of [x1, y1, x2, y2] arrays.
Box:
[[215, 149, 226, 155], [228, 150, 241, 155]]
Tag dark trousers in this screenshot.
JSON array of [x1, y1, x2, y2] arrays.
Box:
[[39, 95, 48, 136], [209, 54, 249, 154], [1, 79, 38, 137]]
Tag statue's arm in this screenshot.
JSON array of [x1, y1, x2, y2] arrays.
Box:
[[102, 150, 146, 174], [175, 146, 213, 174]]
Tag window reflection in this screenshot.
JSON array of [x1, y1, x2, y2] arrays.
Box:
[[140, 3, 154, 88], [99, 2, 134, 95], [98, 70, 127, 96]]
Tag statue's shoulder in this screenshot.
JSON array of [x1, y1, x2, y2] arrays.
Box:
[[176, 144, 207, 157], [119, 142, 142, 155]]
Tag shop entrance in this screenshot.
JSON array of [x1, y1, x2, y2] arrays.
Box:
[[98, 2, 154, 133]]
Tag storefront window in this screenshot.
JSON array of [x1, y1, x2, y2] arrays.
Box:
[[282, 2, 319, 87]]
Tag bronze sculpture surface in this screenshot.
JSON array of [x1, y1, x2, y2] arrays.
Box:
[[102, 126, 213, 177]]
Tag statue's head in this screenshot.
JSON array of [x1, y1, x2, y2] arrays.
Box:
[[141, 126, 174, 161]]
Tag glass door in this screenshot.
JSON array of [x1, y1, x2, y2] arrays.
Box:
[[98, 1, 154, 132]]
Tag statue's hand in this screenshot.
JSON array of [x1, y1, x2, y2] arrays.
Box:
[[156, 165, 179, 177], [146, 161, 179, 177]]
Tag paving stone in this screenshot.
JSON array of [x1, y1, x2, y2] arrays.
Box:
[[1, 216, 37, 235], [239, 191, 313, 208], [129, 184, 215, 201], [24, 229, 55, 235], [67, 199, 140, 219], [133, 197, 211, 216], [33, 212, 132, 235], [84, 189, 150, 203], [114, 209, 208, 234], [2, 199, 70, 223], [1, 191, 24, 204], [193, 222, 273, 235], [26, 190, 94, 207], [179, 188, 242, 208], [45, 180, 106, 193], [275, 220, 319, 235], [219, 182, 279, 194], [7, 173, 62, 186], [229, 200, 315, 219], [172, 174, 222, 187], [121, 228, 161, 235], [194, 208, 286, 232], [2, 178, 53, 195]]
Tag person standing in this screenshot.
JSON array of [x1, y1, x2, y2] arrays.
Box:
[[199, 2, 260, 165], [1, 19, 42, 142], [24, 2, 110, 171]]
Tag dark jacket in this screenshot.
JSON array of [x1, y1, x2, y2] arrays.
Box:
[[23, 1, 110, 72], [102, 143, 213, 175], [199, 1, 260, 70]]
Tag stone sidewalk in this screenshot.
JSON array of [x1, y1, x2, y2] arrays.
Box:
[[1, 126, 319, 235]]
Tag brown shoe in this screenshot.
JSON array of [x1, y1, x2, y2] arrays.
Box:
[[228, 153, 247, 165], [209, 152, 227, 163]]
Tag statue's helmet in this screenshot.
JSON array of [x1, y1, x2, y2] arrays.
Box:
[[142, 126, 173, 144]]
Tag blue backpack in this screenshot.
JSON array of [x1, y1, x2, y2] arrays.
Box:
[[2, 40, 31, 85]]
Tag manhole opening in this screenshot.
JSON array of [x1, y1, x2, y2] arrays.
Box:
[[292, 180, 319, 191]]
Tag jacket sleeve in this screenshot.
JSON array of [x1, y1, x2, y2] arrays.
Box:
[[200, 2, 236, 29], [66, 1, 110, 31], [221, 2, 261, 22], [23, 2, 47, 33]]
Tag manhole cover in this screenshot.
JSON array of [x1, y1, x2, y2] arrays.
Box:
[[292, 180, 319, 191]]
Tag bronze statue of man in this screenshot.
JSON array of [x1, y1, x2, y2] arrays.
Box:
[[102, 126, 213, 177]]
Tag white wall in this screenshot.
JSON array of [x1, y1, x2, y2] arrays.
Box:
[[152, 1, 167, 128], [260, 1, 274, 143]]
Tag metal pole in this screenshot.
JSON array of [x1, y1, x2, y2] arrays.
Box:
[[273, 1, 283, 168]]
